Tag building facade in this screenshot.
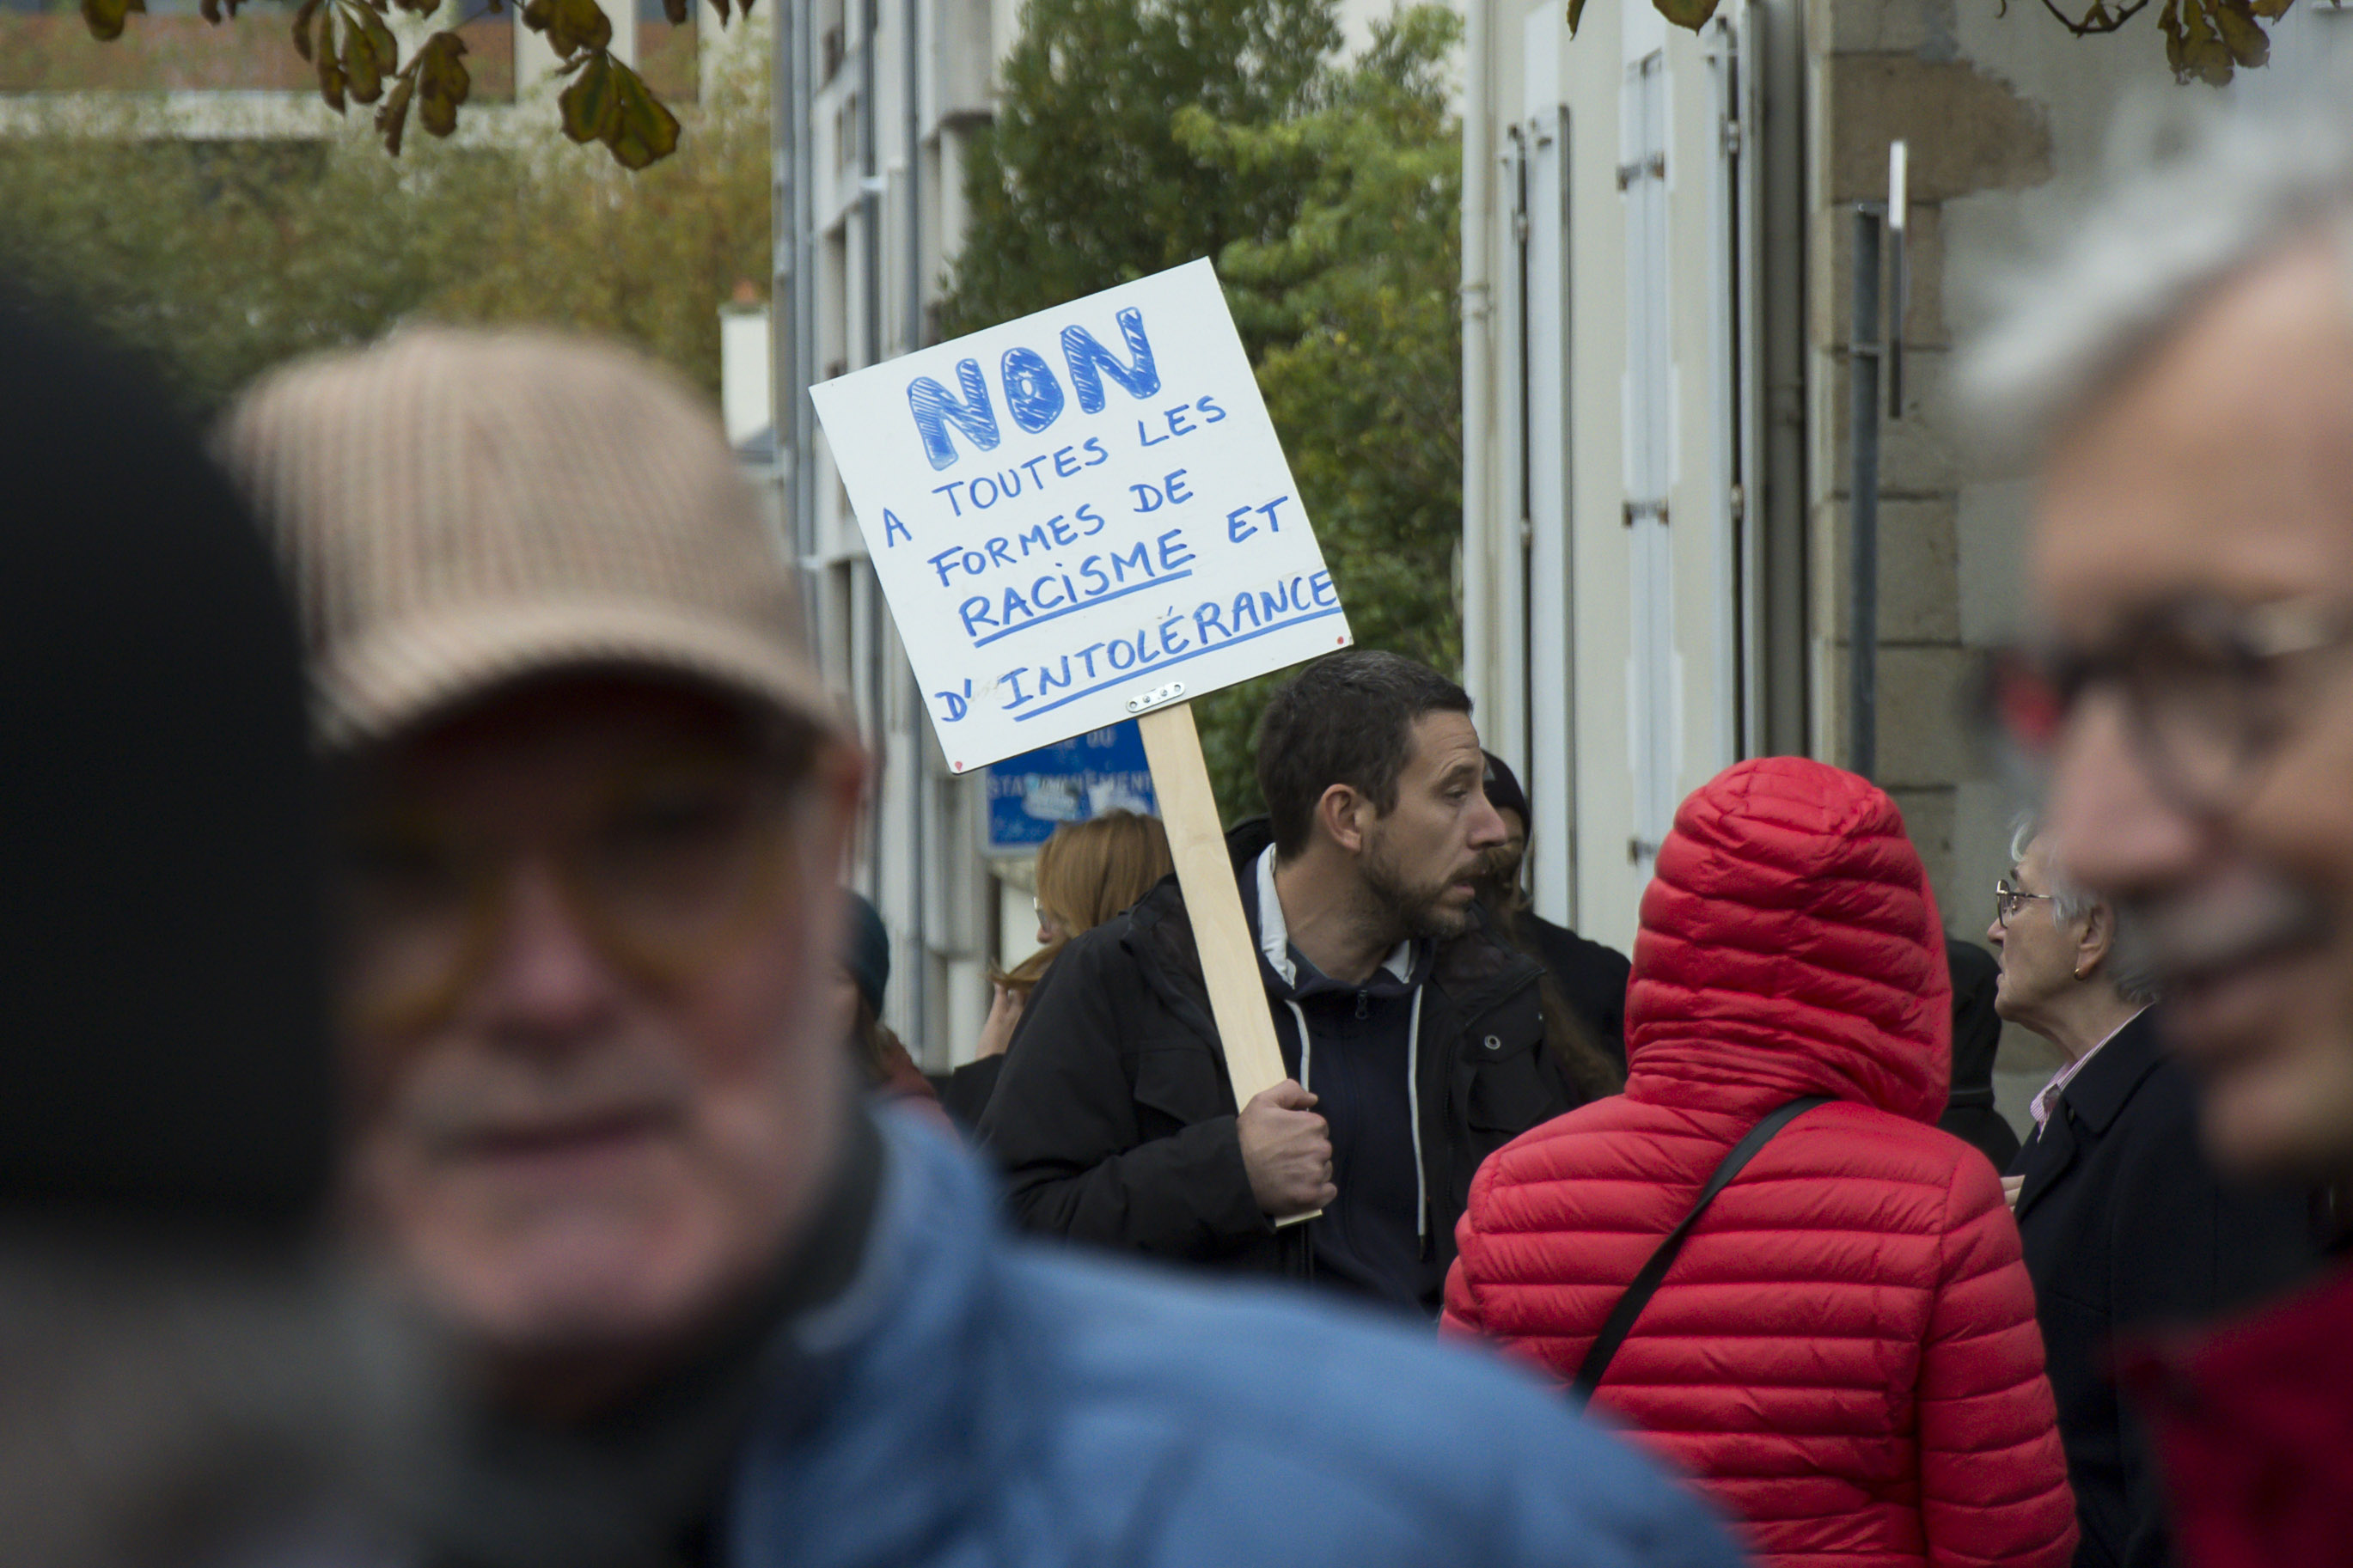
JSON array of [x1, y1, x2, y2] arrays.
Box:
[[770, 0, 1007, 1069], [1460, 0, 2353, 1117]]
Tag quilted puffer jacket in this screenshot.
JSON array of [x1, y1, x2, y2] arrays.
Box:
[[1444, 758, 2076, 1568]]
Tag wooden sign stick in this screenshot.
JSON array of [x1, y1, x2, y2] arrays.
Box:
[[1136, 701, 1319, 1227]]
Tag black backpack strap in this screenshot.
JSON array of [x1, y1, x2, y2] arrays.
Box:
[[1570, 1095, 1832, 1404]]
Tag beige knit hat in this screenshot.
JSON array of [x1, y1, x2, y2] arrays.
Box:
[[217, 327, 836, 751]]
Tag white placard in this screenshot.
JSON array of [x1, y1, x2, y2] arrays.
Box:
[[808, 259, 1352, 773]]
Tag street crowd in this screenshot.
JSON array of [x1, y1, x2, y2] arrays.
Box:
[[8, 98, 2353, 1568]]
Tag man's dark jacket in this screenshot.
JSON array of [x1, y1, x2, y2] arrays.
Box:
[[2007, 1008, 2319, 1568], [1516, 908, 1631, 1071], [1940, 938, 2020, 1170], [977, 822, 1574, 1312]]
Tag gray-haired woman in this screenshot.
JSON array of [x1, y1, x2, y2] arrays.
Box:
[[1989, 820, 2315, 1568], [1985, 820, 2162, 1205]]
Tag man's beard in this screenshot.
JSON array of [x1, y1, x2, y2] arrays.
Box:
[[1362, 829, 1473, 943]]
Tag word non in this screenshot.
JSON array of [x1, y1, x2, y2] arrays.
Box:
[[908, 308, 1159, 472]]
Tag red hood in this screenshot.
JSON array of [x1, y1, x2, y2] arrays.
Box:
[[1625, 757, 1950, 1124]]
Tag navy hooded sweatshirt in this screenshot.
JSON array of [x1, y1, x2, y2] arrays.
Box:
[[1241, 847, 1435, 1315]]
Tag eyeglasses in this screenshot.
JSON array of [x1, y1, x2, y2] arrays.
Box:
[[1994, 878, 2054, 929], [338, 755, 800, 1033], [1978, 595, 2353, 816]]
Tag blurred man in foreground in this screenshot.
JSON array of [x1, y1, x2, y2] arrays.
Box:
[[1, 301, 407, 1567], [1973, 107, 2353, 1568], [219, 328, 1743, 1568]]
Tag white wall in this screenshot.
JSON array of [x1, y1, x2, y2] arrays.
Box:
[[1467, 0, 1780, 955]]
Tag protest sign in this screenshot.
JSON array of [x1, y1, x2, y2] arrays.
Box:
[[807, 258, 1350, 775], [810, 259, 1347, 1163]]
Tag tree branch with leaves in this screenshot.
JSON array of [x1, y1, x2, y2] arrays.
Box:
[[1579, 0, 2327, 83], [76, 0, 744, 166]]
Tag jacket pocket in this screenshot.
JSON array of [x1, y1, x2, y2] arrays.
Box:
[[1462, 1030, 1554, 1135], [1132, 1046, 1229, 1141]]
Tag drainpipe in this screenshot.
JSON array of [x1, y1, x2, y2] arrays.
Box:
[[904, 0, 922, 353], [1848, 200, 1880, 781], [1845, 143, 1905, 784], [860, 0, 881, 371], [768, 0, 799, 559], [1460, 0, 1494, 714], [901, 0, 931, 1061], [1756, 0, 1807, 757]]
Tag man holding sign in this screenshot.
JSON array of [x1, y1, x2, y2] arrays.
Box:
[[980, 651, 1579, 1315]]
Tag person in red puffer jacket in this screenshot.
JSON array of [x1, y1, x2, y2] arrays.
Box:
[[1445, 757, 2077, 1568]]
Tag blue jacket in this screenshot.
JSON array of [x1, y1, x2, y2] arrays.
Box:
[[726, 1112, 1744, 1568]]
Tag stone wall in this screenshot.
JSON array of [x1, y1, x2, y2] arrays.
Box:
[[1808, 0, 2118, 1121], [1806, 0, 2050, 943]]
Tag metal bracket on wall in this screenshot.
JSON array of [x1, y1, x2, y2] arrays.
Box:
[[1615, 154, 1665, 190], [1623, 498, 1670, 527]]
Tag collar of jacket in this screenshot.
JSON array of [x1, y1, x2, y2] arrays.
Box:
[[2050, 1009, 2167, 1137], [1123, 818, 1542, 1024], [1245, 845, 1427, 1002], [725, 1107, 1018, 1566]]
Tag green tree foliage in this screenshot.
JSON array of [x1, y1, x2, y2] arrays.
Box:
[[939, 0, 1341, 341], [1177, 5, 1464, 816], [944, 0, 1464, 820], [0, 130, 490, 414], [2004, 0, 2301, 82], [431, 32, 770, 387], [0, 31, 768, 415]]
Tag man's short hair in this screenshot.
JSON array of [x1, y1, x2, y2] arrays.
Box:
[[2010, 815, 2163, 1009], [1255, 650, 1473, 859]]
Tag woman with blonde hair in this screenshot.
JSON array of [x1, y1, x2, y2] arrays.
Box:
[[942, 809, 1173, 1128]]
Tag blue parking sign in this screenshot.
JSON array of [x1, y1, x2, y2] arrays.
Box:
[[984, 722, 1158, 853]]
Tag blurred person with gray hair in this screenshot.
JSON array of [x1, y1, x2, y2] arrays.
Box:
[[1989, 823, 2315, 1568], [1968, 97, 2353, 1568], [0, 296, 415, 1568], [217, 327, 1744, 1568]]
